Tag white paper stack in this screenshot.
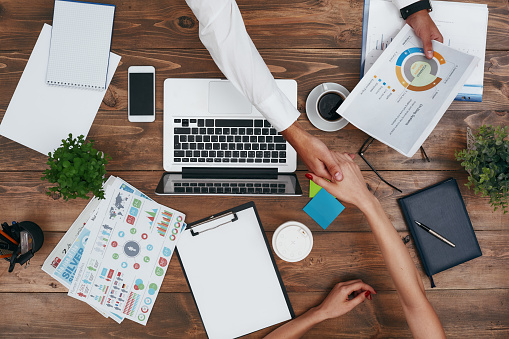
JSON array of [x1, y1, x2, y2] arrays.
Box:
[[0, 24, 121, 155]]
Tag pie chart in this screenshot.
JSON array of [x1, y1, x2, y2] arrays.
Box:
[[395, 47, 445, 91]]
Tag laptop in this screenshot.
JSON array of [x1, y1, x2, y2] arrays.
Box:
[[156, 78, 302, 196]]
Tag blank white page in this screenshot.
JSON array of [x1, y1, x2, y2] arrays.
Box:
[[177, 207, 292, 339], [0, 24, 120, 155], [47, 0, 115, 89]]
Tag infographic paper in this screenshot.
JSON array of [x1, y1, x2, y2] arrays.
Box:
[[339, 24, 478, 157], [43, 176, 150, 282], [68, 187, 185, 325]]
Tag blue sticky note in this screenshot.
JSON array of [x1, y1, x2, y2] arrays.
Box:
[[303, 189, 345, 229]]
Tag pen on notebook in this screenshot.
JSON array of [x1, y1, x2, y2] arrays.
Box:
[[414, 220, 455, 248]]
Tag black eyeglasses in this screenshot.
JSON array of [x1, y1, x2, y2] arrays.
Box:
[[358, 137, 430, 193]]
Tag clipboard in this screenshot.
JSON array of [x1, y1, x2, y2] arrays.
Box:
[[176, 202, 294, 339]]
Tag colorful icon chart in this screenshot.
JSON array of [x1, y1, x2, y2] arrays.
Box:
[[145, 209, 157, 226], [374, 75, 395, 92], [395, 47, 445, 91], [156, 210, 172, 237]]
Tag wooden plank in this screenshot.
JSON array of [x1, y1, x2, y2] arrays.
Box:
[[0, 0, 507, 51], [0, 290, 507, 338], [0, 170, 504, 233], [1, 229, 506, 293], [0, 106, 507, 172], [1, 50, 508, 112]]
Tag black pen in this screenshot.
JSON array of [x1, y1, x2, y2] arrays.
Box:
[[414, 220, 455, 248]]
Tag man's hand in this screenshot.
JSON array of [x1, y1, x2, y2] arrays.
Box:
[[406, 10, 443, 59], [281, 122, 343, 181]]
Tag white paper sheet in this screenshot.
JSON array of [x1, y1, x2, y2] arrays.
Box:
[[0, 24, 121, 155]]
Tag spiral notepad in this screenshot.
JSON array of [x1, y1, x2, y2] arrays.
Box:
[[46, 0, 115, 90]]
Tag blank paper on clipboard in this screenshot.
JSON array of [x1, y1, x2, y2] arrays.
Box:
[[176, 202, 293, 339]]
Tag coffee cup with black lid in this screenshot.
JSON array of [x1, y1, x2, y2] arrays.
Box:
[[306, 83, 349, 132]]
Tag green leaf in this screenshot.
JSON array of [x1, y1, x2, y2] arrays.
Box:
[[456, 124, 509, 214], [41, 134, 111, 202]]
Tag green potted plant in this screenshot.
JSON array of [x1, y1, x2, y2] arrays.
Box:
[[455, 125, 509, 214], [41, 134, 111, 201]]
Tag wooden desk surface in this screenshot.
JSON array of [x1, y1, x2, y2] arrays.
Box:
[[1, 0, 508, 337]]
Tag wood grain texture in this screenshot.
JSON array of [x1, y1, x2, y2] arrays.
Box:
[[0, 107, 507, 172], [1, 230, 507, 293], [0, 171, 505, 234], [0, 290, 507, 338], [0, 0, 508, 337], [1, 49, 508, 112], [0, 0, 507, 51]]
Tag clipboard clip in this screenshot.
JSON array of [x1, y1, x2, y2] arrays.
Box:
[[189, 211, 238, 236]]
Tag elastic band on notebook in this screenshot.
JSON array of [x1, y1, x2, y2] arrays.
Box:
[[430, 276, 436, 288]]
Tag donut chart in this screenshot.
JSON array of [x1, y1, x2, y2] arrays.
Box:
[[395, 47, 445, 91]]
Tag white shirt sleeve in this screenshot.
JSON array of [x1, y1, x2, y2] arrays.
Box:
[[185, 0, 300, 132], [392, 0, 421, 10]]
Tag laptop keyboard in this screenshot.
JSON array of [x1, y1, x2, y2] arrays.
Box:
[[173, 182, 287, 194], [172, 118, 288, 164]]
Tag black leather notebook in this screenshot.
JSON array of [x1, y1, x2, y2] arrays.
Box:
[[398, 178, 482, 287]]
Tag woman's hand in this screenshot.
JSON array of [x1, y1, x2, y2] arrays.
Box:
[[305, 152, 375, 211], [264, 279, 376, 339], [314, 280, 376, 321]]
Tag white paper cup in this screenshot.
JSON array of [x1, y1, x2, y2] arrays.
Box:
[[272, 221, 313, 262]]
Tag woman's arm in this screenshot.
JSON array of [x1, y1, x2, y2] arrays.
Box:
[[308, 152, 446, 339], [359, 198, 445, 338], [265, 280, 375, 339]]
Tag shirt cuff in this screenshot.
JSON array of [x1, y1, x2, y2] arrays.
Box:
[[255, 90, 300, 132], [392, 0, 421, 11]]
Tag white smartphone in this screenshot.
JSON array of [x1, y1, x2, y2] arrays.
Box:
[[128, 66, 155, 122]]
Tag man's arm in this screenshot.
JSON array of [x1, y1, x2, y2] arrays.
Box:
[[392, 0, 444, 59], [308, 153, 446, 339], [186, 0, 298, 132], [185, 0, 343, 181]]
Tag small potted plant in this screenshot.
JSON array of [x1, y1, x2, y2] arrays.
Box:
[[455, 125, 509, 214], [41, 134, 111, 201]]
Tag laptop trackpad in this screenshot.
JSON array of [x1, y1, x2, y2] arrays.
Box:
[[209, 81, 252, 114]]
